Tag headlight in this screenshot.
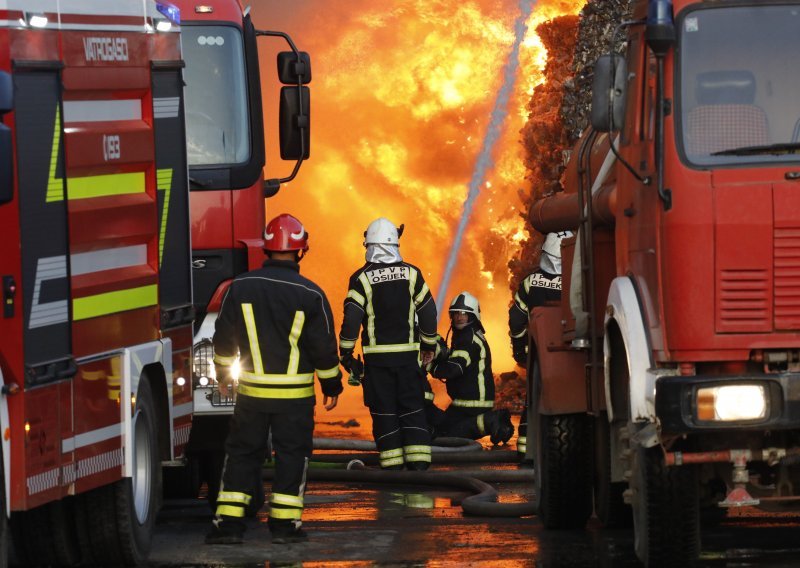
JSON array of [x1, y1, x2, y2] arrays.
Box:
[[696, 384, 767, 422]]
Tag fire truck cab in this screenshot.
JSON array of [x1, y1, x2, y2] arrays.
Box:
[[527, 0, 800, 565]]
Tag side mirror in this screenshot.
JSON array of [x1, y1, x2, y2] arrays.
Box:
[[0, 71, 14, 205], [590, 54, 627, 132], [279, 86, 310, 160], [278, 51, 311, 85]]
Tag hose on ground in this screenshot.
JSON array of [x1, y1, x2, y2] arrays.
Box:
[[261, 463, 536, 517], [313, 436, 483, 453], [310, 449, 519, 465]]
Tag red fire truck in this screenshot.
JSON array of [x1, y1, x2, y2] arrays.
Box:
[[0, 1, 190, 565], [166, 0, 311, 506], [526, 0, 800, 565]]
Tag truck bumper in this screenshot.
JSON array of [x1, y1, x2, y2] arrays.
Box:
[[656, 373, 800, 434]]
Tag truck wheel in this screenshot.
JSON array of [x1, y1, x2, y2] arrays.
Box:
[[76, 379, 161, 566], [631, 443, 700, 566], [594, 414, 632, 527], [531, 362, 593, 529], [11, 499, 81, 566]]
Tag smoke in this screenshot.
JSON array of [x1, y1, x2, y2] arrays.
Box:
[[434, 0, 536, 315]]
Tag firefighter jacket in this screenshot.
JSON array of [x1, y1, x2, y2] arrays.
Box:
[[213, 259, 343, 409], [339, 261, 438, 367], [430, 326, 494, 409], [508, 268, 562, 340]]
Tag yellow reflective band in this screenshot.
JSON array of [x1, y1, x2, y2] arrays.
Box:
[[46, 105, 64, 202], [424, 391, 434, 401], [68, 171, 145, 200], [510, 328, 527, 339], [451, 399, 495, 408], [380, 448, 404, 459], [339, 339, 356, 349], [403, 445, 431, 454], [237, 384, 314, 399], [72, 284, 157, 321], [477, 414, 486, 435], [514, 292, 529, 313], [451, 349, 472, 367], [414, 281, 429, 306], [316, 365, 340, 379], [358, 273, 376, 346], [157, 168, 173, 267], [240, 371, 314, 385], [420, 333, 438, 346], [407, 268, 418, 344], [346, 289, 365, 307], [380, 456, 405, 467], [214, 354, 237, 366], [405, 454, 432, 462], [524, 277, 531, 294], [241, 303, 264, 374], [287, 310, 306, 374], [216, 504, 245, 518], [517, 436, 527, 445], [271, 493, 304, 507], [218, 491, 252, 505], [475, 335, 487, 401], [269, 507, 302, 520], [363, 342, 419, 354]]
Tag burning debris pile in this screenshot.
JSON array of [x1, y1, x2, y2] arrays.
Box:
[[508, 0, 634, 290]]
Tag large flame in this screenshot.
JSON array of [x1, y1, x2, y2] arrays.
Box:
[[254, 1, 584, 414]]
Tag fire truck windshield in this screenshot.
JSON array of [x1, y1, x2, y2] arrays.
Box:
[[183, 25, 250, 167], [678, 5, 800, 167]]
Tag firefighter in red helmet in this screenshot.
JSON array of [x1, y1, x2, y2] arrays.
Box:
[[206, 213, 343, 545]]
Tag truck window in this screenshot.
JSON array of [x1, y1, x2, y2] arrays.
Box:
[[183, 25, 251, 167], [678, 5, 800, 167]]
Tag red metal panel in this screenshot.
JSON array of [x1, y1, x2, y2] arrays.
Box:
[[164, 326, 193, 457], [72, 265, 158, 299], [72, 308, 159, 358], [68, 193, 157, 249], [773, 184, 800, 330], [171, 0, 245, 24], [61, 33, 152, 68], [190, 189, 233, 249], [62, 67, 150, 92], [64, 121, 154, 168], [23, 386, 62, 509]]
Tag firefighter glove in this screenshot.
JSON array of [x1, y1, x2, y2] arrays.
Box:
[[511, 337, 528, 366]]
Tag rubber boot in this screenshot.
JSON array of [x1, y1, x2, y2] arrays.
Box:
[[486, 409, 514, 445]]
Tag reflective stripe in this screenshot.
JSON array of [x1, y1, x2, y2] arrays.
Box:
[[218, 491, 252, 505], [72, 284, 157, 320], [214, 354, 237, 366], [514, 292, 529, 313], [156, 168, 173, 267], [510, 328, 527, 339], [71, 244, 147, 276], [524, 277, 531, 294], [420, 333, 438, 346], [216, 504, 245, 518], [363, 342, 419, 354], [407, 268, 418, 343], [414, 281, 429, 306], [424, 391, 434, 401], [517, 436, 527, 445], [316, 365, 340, 379], [358, 273, 376, 345], [404, 445, 431, 454], [380, 448, 404, 459], [271, 493, 304, 507], [46, 106, 63, 202], [240, 371, 314, 385], [405, 453, 432, 463], [346, 289, 365, 307], [380, 456, 405, 467], [477, 413, 486, 435], [451, 399, 494, 408], [237, 384, 314, 399], [64, 99, 142, 122], [241, 303, 264, 374], [474, 335, 487, 402], [269, 507, 302, 520], [451, 349, 472, 367], [68, 171, 145, 200], [339, 339, 356, 349], [287, 310, 306, 374]]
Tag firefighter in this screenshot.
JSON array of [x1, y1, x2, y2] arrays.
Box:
[[205, 214, 343, 545], [427, 292, 513, 444], [508, 231, 571, 459], [339, 218, 438, 470]]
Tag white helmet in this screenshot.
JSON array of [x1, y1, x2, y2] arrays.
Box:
[[449, 291, 483, 331], [540, 231, 572, 275], [363, 217, 404, 246]]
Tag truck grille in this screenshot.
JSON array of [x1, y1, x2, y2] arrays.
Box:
[[774, 227, 800, 330], [193, 339, 236, 407], [718, 268, 769, 332]]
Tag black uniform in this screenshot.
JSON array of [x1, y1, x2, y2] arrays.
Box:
[[508, 269, 562, 456], [428, 327, 510, 442], [212, 259, 343, 536], [339, 261, 437, 469]]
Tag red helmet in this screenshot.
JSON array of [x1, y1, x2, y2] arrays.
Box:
[[263, 214, 309, 253]]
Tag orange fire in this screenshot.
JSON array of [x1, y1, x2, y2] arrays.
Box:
[[254, 1, 584, 414]]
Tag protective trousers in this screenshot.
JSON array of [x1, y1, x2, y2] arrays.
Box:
[[435, 406, 500, 440], [518, 398, 528, 457], [215, 397, 313, 533], [363, 364, 431, 469]]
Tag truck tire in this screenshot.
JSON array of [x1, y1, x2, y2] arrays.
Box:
[[631, 444, 700, 566], [11, 499, 81, 566], [594, 414, 632, 527], [530, 363, 593, 529], [75, 378, 161, 566]]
